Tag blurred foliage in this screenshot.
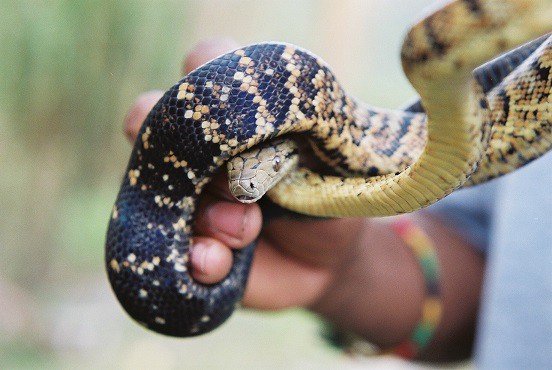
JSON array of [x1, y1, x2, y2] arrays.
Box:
[[0, 1, 189, 283], [0, 0, 435, 368]]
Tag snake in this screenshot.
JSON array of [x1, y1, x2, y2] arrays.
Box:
[[106, 0, 552, 337], [228, 32, 552, 205]]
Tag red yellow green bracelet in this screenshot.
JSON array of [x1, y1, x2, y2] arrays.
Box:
[[322, 216, 442, 360], [387, 217, 442, 358]]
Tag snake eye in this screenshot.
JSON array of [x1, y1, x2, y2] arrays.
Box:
[[272, 156, 282, 172]]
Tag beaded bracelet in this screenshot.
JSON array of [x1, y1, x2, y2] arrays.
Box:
[[322, 216, 442, 360], [387, 217, 442, 358]]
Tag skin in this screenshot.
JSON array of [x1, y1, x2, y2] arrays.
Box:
[[123, 38, 485, 362]]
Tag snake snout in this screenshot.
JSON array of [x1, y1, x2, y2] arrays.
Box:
[[232, 183, 263, 203]]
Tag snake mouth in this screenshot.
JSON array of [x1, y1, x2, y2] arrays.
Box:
[[236, 195, 258, 203]]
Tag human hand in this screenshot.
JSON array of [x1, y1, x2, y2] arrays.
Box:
[[122, 38, 485, 362], [122, 38, 366, 310]]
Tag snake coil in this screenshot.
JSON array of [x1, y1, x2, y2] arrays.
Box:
[[106, 0, 552, 336]]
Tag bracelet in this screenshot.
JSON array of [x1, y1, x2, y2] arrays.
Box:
[[387, 217, 442, 359], [321, 216, 442, 359]]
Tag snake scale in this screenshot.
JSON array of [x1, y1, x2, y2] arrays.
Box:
[[106, 0, 552, 337]]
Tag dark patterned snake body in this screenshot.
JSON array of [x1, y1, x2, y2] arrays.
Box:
[[106, 0, 552, 336]]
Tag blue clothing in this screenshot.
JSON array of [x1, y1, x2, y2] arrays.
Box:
[[429, 179, 496, 253], [430, 153, 552, 369]]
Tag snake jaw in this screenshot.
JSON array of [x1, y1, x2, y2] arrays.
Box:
[[236, 194, 260, 203]]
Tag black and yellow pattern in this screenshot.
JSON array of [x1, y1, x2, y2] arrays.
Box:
[[106, 0, 552, 337]]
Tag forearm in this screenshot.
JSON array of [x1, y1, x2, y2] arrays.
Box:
[[310, 214, 485, 362]]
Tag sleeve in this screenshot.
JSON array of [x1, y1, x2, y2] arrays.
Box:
[[425, 180, 497, 254]]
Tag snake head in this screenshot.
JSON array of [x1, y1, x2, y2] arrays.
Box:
[[227, 138, 299, 203]]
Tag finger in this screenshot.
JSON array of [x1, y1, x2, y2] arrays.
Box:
[[123, 90, 163, 142], [263, 217, 364, 267], [190, 237, 233, 284], [242, 239, 331, 310], [195, 187, 262, 249], [182, 38, 241, 75], [241, 217, 365, 309]]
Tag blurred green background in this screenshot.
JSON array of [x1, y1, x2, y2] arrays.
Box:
[[0, 0, 437, 368]]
